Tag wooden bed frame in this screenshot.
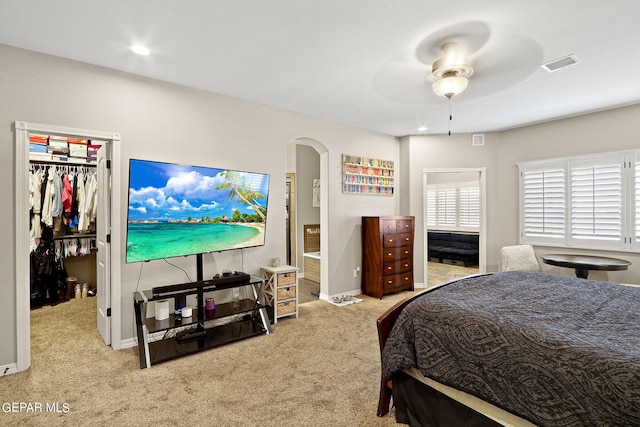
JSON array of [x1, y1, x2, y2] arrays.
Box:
[[376, 274, 490, 418], [376, 290, 424, 416]]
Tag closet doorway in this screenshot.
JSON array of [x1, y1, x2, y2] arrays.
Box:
[[423, 168, 486, 288], [14, 121, 122, 373]]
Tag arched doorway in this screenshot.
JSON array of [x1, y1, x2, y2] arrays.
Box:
[[285, 138, 329, 300]]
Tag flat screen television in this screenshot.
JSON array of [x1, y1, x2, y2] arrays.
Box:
[[126, 158, 270, 263]]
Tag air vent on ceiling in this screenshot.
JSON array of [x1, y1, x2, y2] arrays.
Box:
[[472, 134, 484, 146], [541, 54, 580, 73]]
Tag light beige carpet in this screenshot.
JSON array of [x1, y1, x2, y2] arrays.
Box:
[[1, 290, 427, 427], [426, 261, 479, 287]]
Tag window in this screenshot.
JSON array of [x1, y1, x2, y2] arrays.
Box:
[[519, 151, 638, 251], [426, 182, 480, 231]]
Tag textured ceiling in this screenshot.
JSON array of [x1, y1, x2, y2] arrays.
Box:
[[2, 0, 640, 136]]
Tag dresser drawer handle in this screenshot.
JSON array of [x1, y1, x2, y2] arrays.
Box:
[[387, 266, 392, 270], [404, 264, 409, 268], [404, 277, 409, 281], [387, 280, 393, 284], [387, 252, 393, 256], [404, 237, 409, 241]]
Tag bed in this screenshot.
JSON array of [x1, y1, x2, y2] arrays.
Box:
[[377, 271, 640, 426]]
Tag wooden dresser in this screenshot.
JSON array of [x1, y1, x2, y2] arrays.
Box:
[[361, 216, 415, 299]]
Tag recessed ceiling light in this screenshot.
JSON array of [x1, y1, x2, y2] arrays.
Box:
[[131, 45, 150, 56], [418, 126, 428, 132]]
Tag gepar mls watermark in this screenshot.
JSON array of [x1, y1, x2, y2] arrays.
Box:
[[2, 402, 70, 413]]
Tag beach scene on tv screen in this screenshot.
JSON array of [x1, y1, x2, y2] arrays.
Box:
[[126, 159, 269, 263]]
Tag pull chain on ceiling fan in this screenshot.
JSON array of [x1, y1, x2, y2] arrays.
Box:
[[430, 42, 474, 135]]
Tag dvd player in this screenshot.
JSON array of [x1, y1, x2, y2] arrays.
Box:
[[211, 271, 251, 287]]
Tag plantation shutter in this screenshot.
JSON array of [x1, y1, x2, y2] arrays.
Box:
[[459, 185, 480, 228], [426, 189, 436, 227], [522, 166, 565, 242], [520, 151, 637, 250], [437, 188, 456, 227], [570, 157, 623, 244]]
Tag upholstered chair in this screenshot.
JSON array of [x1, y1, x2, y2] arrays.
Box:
[[500, 244, 541, 272]]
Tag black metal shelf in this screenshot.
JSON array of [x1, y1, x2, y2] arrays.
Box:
[[143, 299, 263, 334], [134, 275, 271, 368], [147, 318, 266, 366]]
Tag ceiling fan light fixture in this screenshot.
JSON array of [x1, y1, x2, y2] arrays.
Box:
[[432, 74, 469, 99], [431, 42, 473, 99]]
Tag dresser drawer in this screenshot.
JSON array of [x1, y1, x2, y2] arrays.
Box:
[[382, 234, 399, 247], [400, 247, 412, 259], [382, 272, 413, 292], [276, 286, 297, 300], [383, 232, 413, 248], [397, 219, 413, 233], [398, 232, 413, 247], [276, 272, 297, 287], [276, 300, 296, 316], [382, 246, 413, 262], [382, 219, 398, 233], [382, 247, 412, 261], [383, 259, 412, 274]]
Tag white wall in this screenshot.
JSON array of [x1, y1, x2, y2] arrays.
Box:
[[1, 43, 398, 364], [403, 133, 501, 282], [405, 104, 640, 283]]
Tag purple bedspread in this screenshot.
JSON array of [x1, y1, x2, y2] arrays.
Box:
[[382, 271, 640, 426]]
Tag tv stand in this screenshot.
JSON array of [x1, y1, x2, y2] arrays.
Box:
[[133, 274, 271, 369]]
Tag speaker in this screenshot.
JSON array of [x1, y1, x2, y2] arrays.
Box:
[[155, 299, 170, 321]]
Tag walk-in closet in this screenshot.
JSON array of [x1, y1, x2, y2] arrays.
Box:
[[29, 157, 99, 308]]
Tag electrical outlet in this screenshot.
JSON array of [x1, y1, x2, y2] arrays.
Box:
[[353, 269, 358, 278]]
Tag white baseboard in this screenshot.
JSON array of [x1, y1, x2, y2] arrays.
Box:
[[120, 329, 179, 350], [120, 337, 137, 349]]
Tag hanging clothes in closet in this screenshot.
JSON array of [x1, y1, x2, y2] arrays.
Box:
[[29, 163, 98, 307]]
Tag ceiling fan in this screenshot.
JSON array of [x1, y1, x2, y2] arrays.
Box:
[[372, 21, 542, 133]]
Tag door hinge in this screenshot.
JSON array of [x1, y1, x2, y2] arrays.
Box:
[[106, 234, 111, 243], [106, 159, 111, 169], [107, 308, 111, 317]]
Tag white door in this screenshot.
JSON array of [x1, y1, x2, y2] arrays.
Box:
[[96, 143, 111, 345]]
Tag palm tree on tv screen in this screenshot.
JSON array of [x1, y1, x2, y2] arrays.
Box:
[[216, 171, 267, 222]]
